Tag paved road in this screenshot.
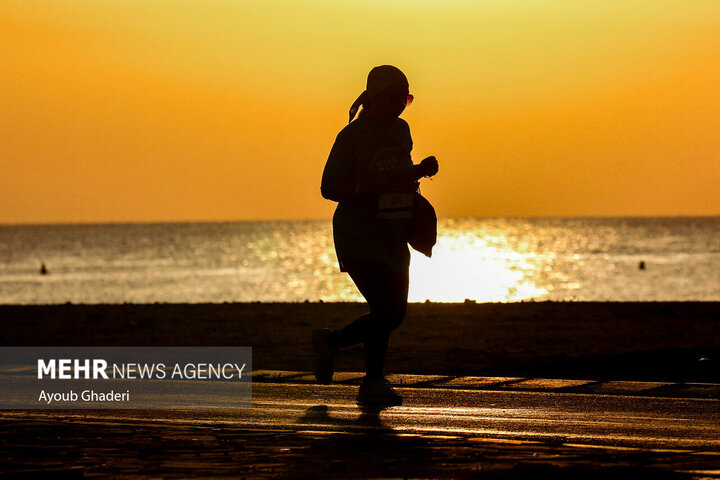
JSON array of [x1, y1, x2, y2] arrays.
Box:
[[235, 381, 720, 450], [2, 373, 719, 478]]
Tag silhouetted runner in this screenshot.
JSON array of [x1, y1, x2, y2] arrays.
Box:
[[315, 65, 439, 407]]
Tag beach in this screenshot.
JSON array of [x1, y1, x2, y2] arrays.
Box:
[[2, 301, 718, 381], [3, 301, 719, 478]]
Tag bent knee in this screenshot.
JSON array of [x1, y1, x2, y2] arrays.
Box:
[[373, 306, 405, 332]]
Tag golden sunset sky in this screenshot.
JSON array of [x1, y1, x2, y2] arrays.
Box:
[[2, 0, 719, 224]]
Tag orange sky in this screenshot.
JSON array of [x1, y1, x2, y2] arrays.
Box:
[[2, 0, 719, 224]]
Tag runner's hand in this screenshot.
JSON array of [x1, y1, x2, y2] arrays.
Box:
[[420, 156, 439, 177]]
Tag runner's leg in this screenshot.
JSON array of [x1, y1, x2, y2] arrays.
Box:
[[328, 260, 408, 379]]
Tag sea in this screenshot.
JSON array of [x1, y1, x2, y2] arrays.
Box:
[[0, 217, 718, 304]]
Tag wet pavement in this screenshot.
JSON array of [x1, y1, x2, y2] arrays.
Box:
[[1, 371, 719, 478]]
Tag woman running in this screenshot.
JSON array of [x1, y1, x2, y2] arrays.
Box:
[[315, 65, 439, 406]]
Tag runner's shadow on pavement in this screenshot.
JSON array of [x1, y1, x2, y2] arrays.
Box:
[[296, 405, 449, 477]]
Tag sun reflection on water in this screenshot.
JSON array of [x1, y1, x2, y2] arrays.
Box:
[[409, 226, 550, 303]]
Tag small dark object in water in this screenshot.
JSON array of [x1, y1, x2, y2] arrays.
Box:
[[638, 261, 646, 270], [698, 356, 713, 378], [40, 263, 48, 275]]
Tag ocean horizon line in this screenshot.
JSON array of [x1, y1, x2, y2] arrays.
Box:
[[2, 214, 719, 228]]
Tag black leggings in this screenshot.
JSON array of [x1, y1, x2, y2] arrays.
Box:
[[327, 259, 409, 380]]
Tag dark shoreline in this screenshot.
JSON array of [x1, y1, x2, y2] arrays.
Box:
[[2, 301, 719, 382], [2, 302, 719, 479]]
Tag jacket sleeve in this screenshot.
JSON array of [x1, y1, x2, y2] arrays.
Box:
[[320, 129, 354, 202]]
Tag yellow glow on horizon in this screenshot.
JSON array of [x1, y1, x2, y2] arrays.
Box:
[[2, 0, 719, 223]]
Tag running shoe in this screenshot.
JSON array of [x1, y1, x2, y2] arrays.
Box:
[[356, 377, 403, 407]]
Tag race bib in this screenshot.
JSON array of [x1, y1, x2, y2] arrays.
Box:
[[377, 193, 414, 219]]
